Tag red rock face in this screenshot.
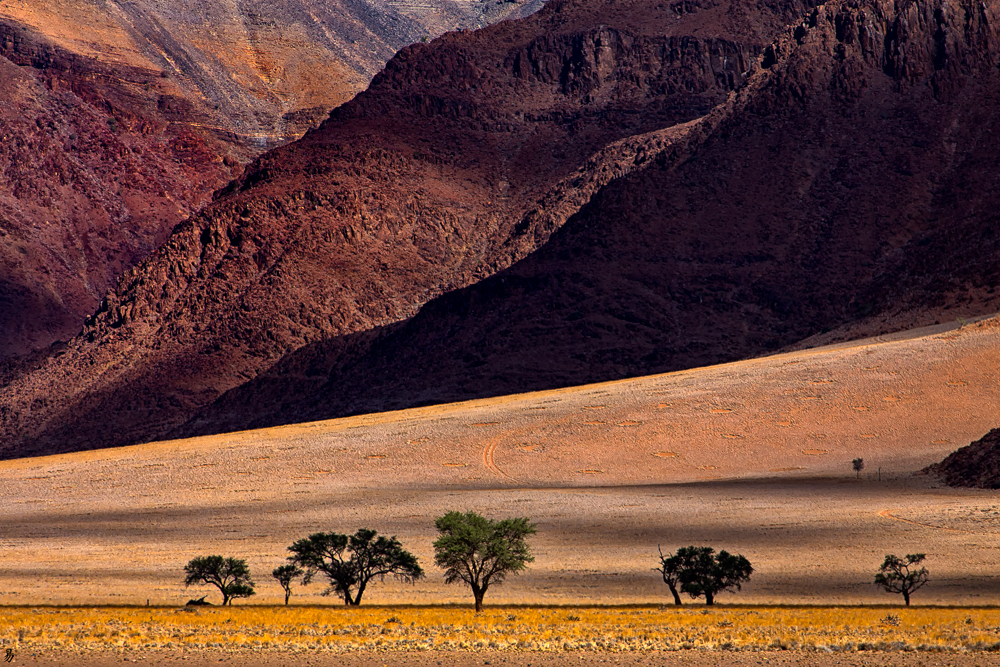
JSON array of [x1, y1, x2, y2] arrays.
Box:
[[6, 0, 1000, 458], [0, 0, 546, 359], [0, 21, 240, 358]]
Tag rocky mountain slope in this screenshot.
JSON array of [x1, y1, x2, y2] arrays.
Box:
[[0, 0, 541, 358], [926, 429, 1000, 488], [0, 0, 814, 456], [2, 0, 545, 147], [0, 19, 240, 357], [179, 0, 1000, 434]]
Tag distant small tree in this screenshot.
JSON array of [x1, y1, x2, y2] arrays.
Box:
[[286, 529, 423, 606], [655, 545, 684, 605], [852, 458, 865, 478], [272, 563, 304, 605], [183, 555, 255, 606], [433, 511, 536, 612], [659, 545, 753, 605], [875, 553, 928, 606]]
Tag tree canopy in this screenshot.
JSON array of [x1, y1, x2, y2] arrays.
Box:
[[183, 555, 255, 605], [655, 545, 684, 605], [656, 545, 753, 605], [433, 511, 536, 612], [874, 553, 929, 606], [272, 563, 304, 605], [286, 529, 423, 605]]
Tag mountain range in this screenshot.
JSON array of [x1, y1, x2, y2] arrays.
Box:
[[2, 0, 999, 459], [0, 0, 540, 357]]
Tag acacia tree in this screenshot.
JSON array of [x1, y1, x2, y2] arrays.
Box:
[[286, 529, 423, 606], [433, 511, 536, 612], [183, 555, 255, 606], [655, 545, 684, 605], [658, 546, 753, 605], [853, 458, 865, 478], [272, 563, 304, 605], [874, 553, 929, 606]]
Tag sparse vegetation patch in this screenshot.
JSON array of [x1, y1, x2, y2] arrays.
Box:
[[2, 606, 1000, 653]]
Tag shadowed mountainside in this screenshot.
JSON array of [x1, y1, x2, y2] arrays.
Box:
[[179, 0, 1000, 435], [0, 0, 817, 457], [0, 0, 543, 357], [926, 429, 1000, 488]]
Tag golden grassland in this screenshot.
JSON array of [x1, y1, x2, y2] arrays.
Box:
[[2, 605, 1000, 653]]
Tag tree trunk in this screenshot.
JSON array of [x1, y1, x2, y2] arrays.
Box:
[[903, 590, 910, 606], [705, 591, 715, 606], [472, 584, 485, 613], [355, 582, 367, 606], [284, 590, 291, 605], [667, 583, 682, 606]]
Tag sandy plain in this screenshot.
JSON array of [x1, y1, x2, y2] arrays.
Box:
[[1, 316, 1000, 610]]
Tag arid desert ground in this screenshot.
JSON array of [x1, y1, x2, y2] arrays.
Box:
[[11, 649, 1000, 667], [2, 316, 1000, 608]]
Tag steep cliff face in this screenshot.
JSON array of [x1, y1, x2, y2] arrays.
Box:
[[0, 0, 545, 358], [0, 0, 807, 456], [179, 0, 1000, 433]]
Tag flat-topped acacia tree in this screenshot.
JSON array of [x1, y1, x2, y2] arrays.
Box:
[[433, 511, 536, 612], [183, 555, 255, 606], [656, 546, 753, 605], [286, 529, 423, 605], [875, 553, 929, 606]]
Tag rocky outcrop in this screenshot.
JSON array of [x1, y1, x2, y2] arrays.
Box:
[[179, 0, 1000, 433], [926, 430, 1000, 488], [0, 0, 808, 456]]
